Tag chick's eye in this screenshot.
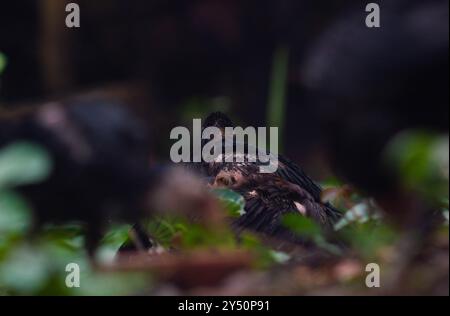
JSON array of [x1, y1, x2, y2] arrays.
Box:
[[217, 176, 229, 186]]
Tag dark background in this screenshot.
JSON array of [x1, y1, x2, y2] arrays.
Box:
[[0, 0, 448, 189], [0, 0, 448, 296]]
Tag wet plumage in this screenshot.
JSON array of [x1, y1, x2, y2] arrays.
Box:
[[202, 112, 341, 242]]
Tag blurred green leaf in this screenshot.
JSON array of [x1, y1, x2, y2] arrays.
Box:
[[146, 217, 187, 247], [384, 130, 449, 201], [0, 142, 52, 189], [282, 213, 343, 255], [212, 188, 246, 217], [267, 46, 289, 151], [71, 271, 149, 296], [0, 222, 150, 295], [180, 223, 236, 249], [443, 210, 449, 225], [97, 224, 131, 263], [240, 233, 281, 268], [145, 216, 237, 250], [269, 250, 291, 264], [441, 198, 449, 226], [0, 52, 6, 75], [0, 246, 51, 294], [0, 190, 32, 235], [341, 221, 397, 260], [334, 200, 381, 231], [320, 177, 345, 188], [282, 213, 321, 239]]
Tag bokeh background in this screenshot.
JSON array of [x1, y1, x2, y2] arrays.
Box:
[[0, 0, 448, 295]]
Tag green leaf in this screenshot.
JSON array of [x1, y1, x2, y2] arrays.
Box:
[[384, 130, 449, 202], [282, 213, 343, 255], [0, 190, 32, 235], [320, 177, 344, 188], [0, 246, 51, 294], [211, 188, 246, 217], [267, 46, 289, 151], [442, 207, 449, 226], [70, 270, 148, 296], [0, 52, 7, 75], [180, 223, 236, 249], [0, 142, 52, 189], [282, 213, 321, 238], [334, 202, 371, 231], [269, 250, 291, 264], [146, 217, 187, 247], [97, 224, 131, 263], [341, 222, 397, 260]]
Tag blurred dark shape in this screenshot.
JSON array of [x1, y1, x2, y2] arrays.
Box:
[[150, 166, 225, 225], [116, 165, 227, 256], [201, 112, 341, 243], [0, 98, 154, 254], [298, 1, 448, 290], [301, 0, 449, 223], [118, 223, 163, 256]]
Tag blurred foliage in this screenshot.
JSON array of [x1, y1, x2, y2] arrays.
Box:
[[282, 214, 342, 255], [140, 216, 236, 250], [0, 191, 32, 238], [334, 200, 382, 231], [340, 221, 398, 261], [0, 142, 52, 189], [0, 142, 52, 242], [267, 46, 289, 150], [0, 142, 148, 295], [0, 52, 6, 75], [211, 188, 246, 218], [384, 130, 449, 204], [0, 126, 448, 295]]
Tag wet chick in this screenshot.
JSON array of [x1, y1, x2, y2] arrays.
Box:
[[203, 112, 341, 242], [213, 167, 336, 242]]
